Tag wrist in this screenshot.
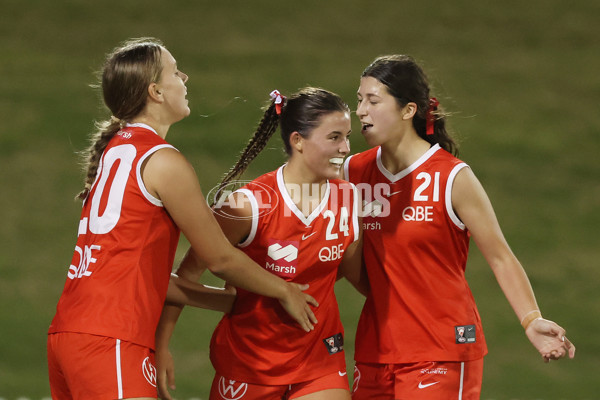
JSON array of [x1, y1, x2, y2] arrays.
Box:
[[520, 310, 542, 330]]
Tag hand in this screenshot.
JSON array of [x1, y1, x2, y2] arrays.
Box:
[[278, 283, 319, 332], [525, 318, 576, 362], [156, 347, 176, 400]]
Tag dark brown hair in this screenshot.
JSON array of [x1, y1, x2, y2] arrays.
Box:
[[362, 55, 458, 156], [216, 87, 349, 194]]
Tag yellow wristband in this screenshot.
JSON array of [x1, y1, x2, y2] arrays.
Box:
[[520, 310, 542, 330]]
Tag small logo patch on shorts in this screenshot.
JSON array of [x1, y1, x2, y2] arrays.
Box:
[[142, 356, 157, 387], [455, 325, 476, 344], [323, 333, 344, 354]]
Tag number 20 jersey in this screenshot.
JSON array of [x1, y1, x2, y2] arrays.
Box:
[[344, 144, 487, 363], [48, 124, 181, 350], [210, 166, 359, 384]]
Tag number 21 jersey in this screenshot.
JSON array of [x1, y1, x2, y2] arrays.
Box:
[[344, 144, 487, 363]]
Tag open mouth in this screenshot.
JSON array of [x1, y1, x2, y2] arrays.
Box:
[[361, 123, 373, 133], [329, 157, 344, 166]]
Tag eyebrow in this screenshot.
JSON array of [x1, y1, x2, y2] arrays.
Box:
[[358, 92, 381, 99], [329, 129, 352, 135]]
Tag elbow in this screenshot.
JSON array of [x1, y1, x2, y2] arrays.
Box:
[[204, 253, 236, 278]]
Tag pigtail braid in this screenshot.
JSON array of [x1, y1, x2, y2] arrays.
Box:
[[75, 119, 122, 200], [215, 103, 280, 199]]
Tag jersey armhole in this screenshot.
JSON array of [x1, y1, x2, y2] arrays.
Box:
[[445, 162, 469, 230], [136, 144, 177, 206], [235, 188, 259, 248]]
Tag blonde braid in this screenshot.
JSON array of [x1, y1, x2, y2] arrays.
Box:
[[75, 119, 122, 200]]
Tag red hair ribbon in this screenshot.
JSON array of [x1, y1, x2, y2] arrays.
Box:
[[426, 97, 439, 136], [270, 89, 285, 115]]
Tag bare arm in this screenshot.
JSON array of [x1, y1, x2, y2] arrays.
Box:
[[144, 149, 318, 329], [337, 208, 368, 296], [452, 166, 575, 361], [156, 248, 219, 400], [338, 238, 368, 296], [154, 187, 315, 399]]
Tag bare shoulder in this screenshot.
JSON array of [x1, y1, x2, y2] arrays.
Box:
[[142, 147, 197, 200], [452, 166, 486, 201]]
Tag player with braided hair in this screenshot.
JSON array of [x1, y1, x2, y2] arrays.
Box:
[[156, 87, 366, 400], [47, 38, 318, 400]]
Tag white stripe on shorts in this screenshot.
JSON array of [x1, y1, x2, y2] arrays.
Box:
[[116, 339, 123, 398], [458, 361, 465, 400]]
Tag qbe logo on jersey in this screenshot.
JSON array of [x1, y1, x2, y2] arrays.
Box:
[[265, 239, 299, 278]]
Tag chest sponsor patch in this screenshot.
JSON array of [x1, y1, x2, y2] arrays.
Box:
[[455, 325, 476, 344], [265, 239, 299, 278], [323, 333, 344, 355]]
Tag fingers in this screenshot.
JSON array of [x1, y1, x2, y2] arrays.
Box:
[[540, 335, 575, 362], [294, 283, 310, 291], [157, 380, 173, 400], [167, 366, 176, 390], [564, 336, 576, 359], [306, 304, 318, 325], [304, 293, 320, 308]]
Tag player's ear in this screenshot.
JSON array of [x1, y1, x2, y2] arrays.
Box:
[[290, 131, 303, 153], [403, 102, 417, 120], [148, 82, 163, 103]]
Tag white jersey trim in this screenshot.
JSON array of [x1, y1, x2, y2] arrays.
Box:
[[343, 154, 354, 181], [277, 166, 330, 227], [376, 144, 441, 183], [235, 188, 259, 248], [445, 162, 469, 230], [136, 144, 177, 207], [350, 182, 360, 242], [125, 122, 159, 136]]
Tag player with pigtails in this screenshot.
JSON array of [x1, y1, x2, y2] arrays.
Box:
[[156, 88, 367, 400]]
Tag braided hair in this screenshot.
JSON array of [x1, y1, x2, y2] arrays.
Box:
[[76, 37, 164, 200], [215, 87, 350, 199]]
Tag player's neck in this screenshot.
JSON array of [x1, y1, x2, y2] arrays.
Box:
[[281, 164, 327, 217], [380, 134, 431, 174]]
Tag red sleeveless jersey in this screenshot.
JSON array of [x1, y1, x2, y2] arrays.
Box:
[[344, 145, 487, 363], [49, 124, 181, 349], [210, 166, 359, 384]]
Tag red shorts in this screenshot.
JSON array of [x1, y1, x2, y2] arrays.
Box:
[[209, 369, 350, 400], [352, 359, 483, 400], [47, 332, 158, 400]]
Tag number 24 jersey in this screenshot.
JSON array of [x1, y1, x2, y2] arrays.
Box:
[[210, 166, 359, 384]]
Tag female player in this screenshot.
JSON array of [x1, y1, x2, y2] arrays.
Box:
[[47, 38, 317, 400], [156, 88, 365, 400], [344, 55, 575, 400]]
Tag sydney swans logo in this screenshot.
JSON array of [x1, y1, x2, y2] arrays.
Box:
[[142, 357, 157, 387], [218, 377, 248, 400]]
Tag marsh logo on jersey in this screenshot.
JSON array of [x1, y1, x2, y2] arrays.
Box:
[[323, 333, 344, 354], [265, 239, 299, 278]]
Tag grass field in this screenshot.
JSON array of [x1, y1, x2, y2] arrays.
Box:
[[1, 1, 598, 399]]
